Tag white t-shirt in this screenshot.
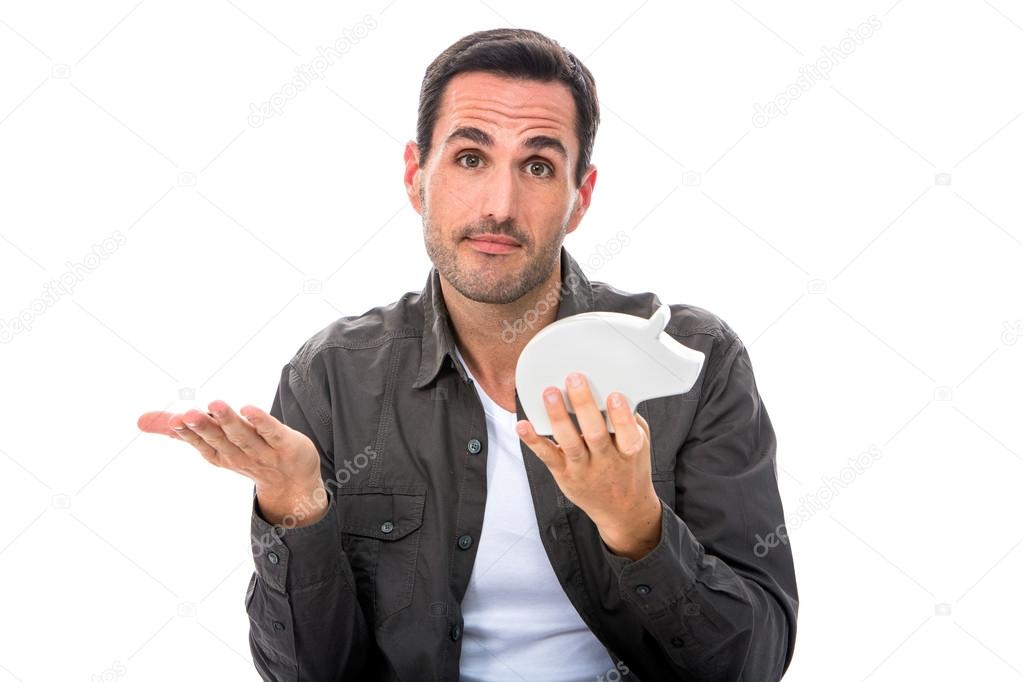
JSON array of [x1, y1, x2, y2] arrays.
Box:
[[454, 344, 616, 682]]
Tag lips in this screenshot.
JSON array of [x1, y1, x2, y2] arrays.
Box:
[[468, 234, 520, 246]]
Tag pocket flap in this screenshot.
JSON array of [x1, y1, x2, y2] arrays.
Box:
[[336, 486, 426, 541]]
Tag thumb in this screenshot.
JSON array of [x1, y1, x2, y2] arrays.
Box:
[[516, 420, 565, 473], [240, 405, 287, 449]]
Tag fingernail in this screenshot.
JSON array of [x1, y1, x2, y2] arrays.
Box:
[[184, 420, 198, 427], [544, 389, 560, 404], [610, 392, 623, 408], [567, 372, 582, 387]]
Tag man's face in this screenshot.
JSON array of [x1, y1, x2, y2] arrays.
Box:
[[404, 71, 596, 305]]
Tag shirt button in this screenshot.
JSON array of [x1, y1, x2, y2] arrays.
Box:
[[635, 584, 652, 595], [467, 438, 481, 454], [450, 623, 462, 640], [267, 552, 279, 564], [457, 534, 473, 550], [670, 636, 684, 648], [272, 621, 285, 631], [381, 521, 394, 534]]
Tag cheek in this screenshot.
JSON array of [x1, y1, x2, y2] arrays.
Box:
[[528, 187, 574, 224], [423, 175, 468, 227], [432, 167, 479, 200], [427, 166, 462, 200]]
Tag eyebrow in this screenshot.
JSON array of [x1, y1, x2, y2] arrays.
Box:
[[444, 126, 568, 161]]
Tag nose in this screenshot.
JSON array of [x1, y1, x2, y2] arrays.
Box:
[[480, 165, 518, 225]]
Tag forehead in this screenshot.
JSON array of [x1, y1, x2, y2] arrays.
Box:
[[434, 71, 576, 148]]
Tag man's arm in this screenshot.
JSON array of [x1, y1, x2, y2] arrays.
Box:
[[600, 333, 799, 681], [246, 362, 371, 681]]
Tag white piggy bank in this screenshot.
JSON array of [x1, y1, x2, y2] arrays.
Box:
[[515, 303, 706, 436]]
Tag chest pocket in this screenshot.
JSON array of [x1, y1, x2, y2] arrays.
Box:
[[336, 485, 426, 627]]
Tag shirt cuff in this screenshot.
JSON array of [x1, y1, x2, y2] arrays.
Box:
[[599, 498, 702, 612], [250, 485, 342, 593]]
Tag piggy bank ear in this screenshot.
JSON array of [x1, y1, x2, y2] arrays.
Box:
[[645, 303, 671, 337]]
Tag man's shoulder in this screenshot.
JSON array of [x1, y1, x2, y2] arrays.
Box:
[[285, 289, 423, 376]]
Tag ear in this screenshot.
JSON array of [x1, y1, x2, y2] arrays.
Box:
[[565, 164, 597, 236], [404, 140, 423, 215]]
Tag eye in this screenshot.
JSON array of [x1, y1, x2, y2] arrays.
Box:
[[526, 160, 554, 178], [456, 153, 483, 169]]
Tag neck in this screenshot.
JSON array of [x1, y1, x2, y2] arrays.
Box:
[[440, 258, 564, 391]]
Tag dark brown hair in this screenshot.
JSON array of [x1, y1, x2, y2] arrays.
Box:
[[416, 28, 600, 188]]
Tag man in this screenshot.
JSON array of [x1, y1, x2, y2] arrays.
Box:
[[138, 28, 798, 681]]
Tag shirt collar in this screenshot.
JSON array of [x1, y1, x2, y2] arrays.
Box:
[[412, 244, 594, 389]]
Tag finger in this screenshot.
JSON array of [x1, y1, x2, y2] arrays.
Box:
[[543, 385, 588, 466], [137, 411, 182, 439], [565, 372, 614, 456], [515, 420, 565, 473], [167, 413, 221, 466], [181, 409, 243, 461], [207, 400, 270, 458], [239, 404, 289, 450], [607, 393, 644, 456]]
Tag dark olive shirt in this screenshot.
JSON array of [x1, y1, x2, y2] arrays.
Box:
[[245, 246, 798, 681]]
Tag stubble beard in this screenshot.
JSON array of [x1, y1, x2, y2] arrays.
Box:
[[420, 185, 567, 305]]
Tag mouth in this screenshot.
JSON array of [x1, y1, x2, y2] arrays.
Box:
[[467, 233, 520, 246], [465, 233, 521, 254]]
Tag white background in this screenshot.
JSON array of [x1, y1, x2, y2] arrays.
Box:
[[1, 1, 1021, 680]]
